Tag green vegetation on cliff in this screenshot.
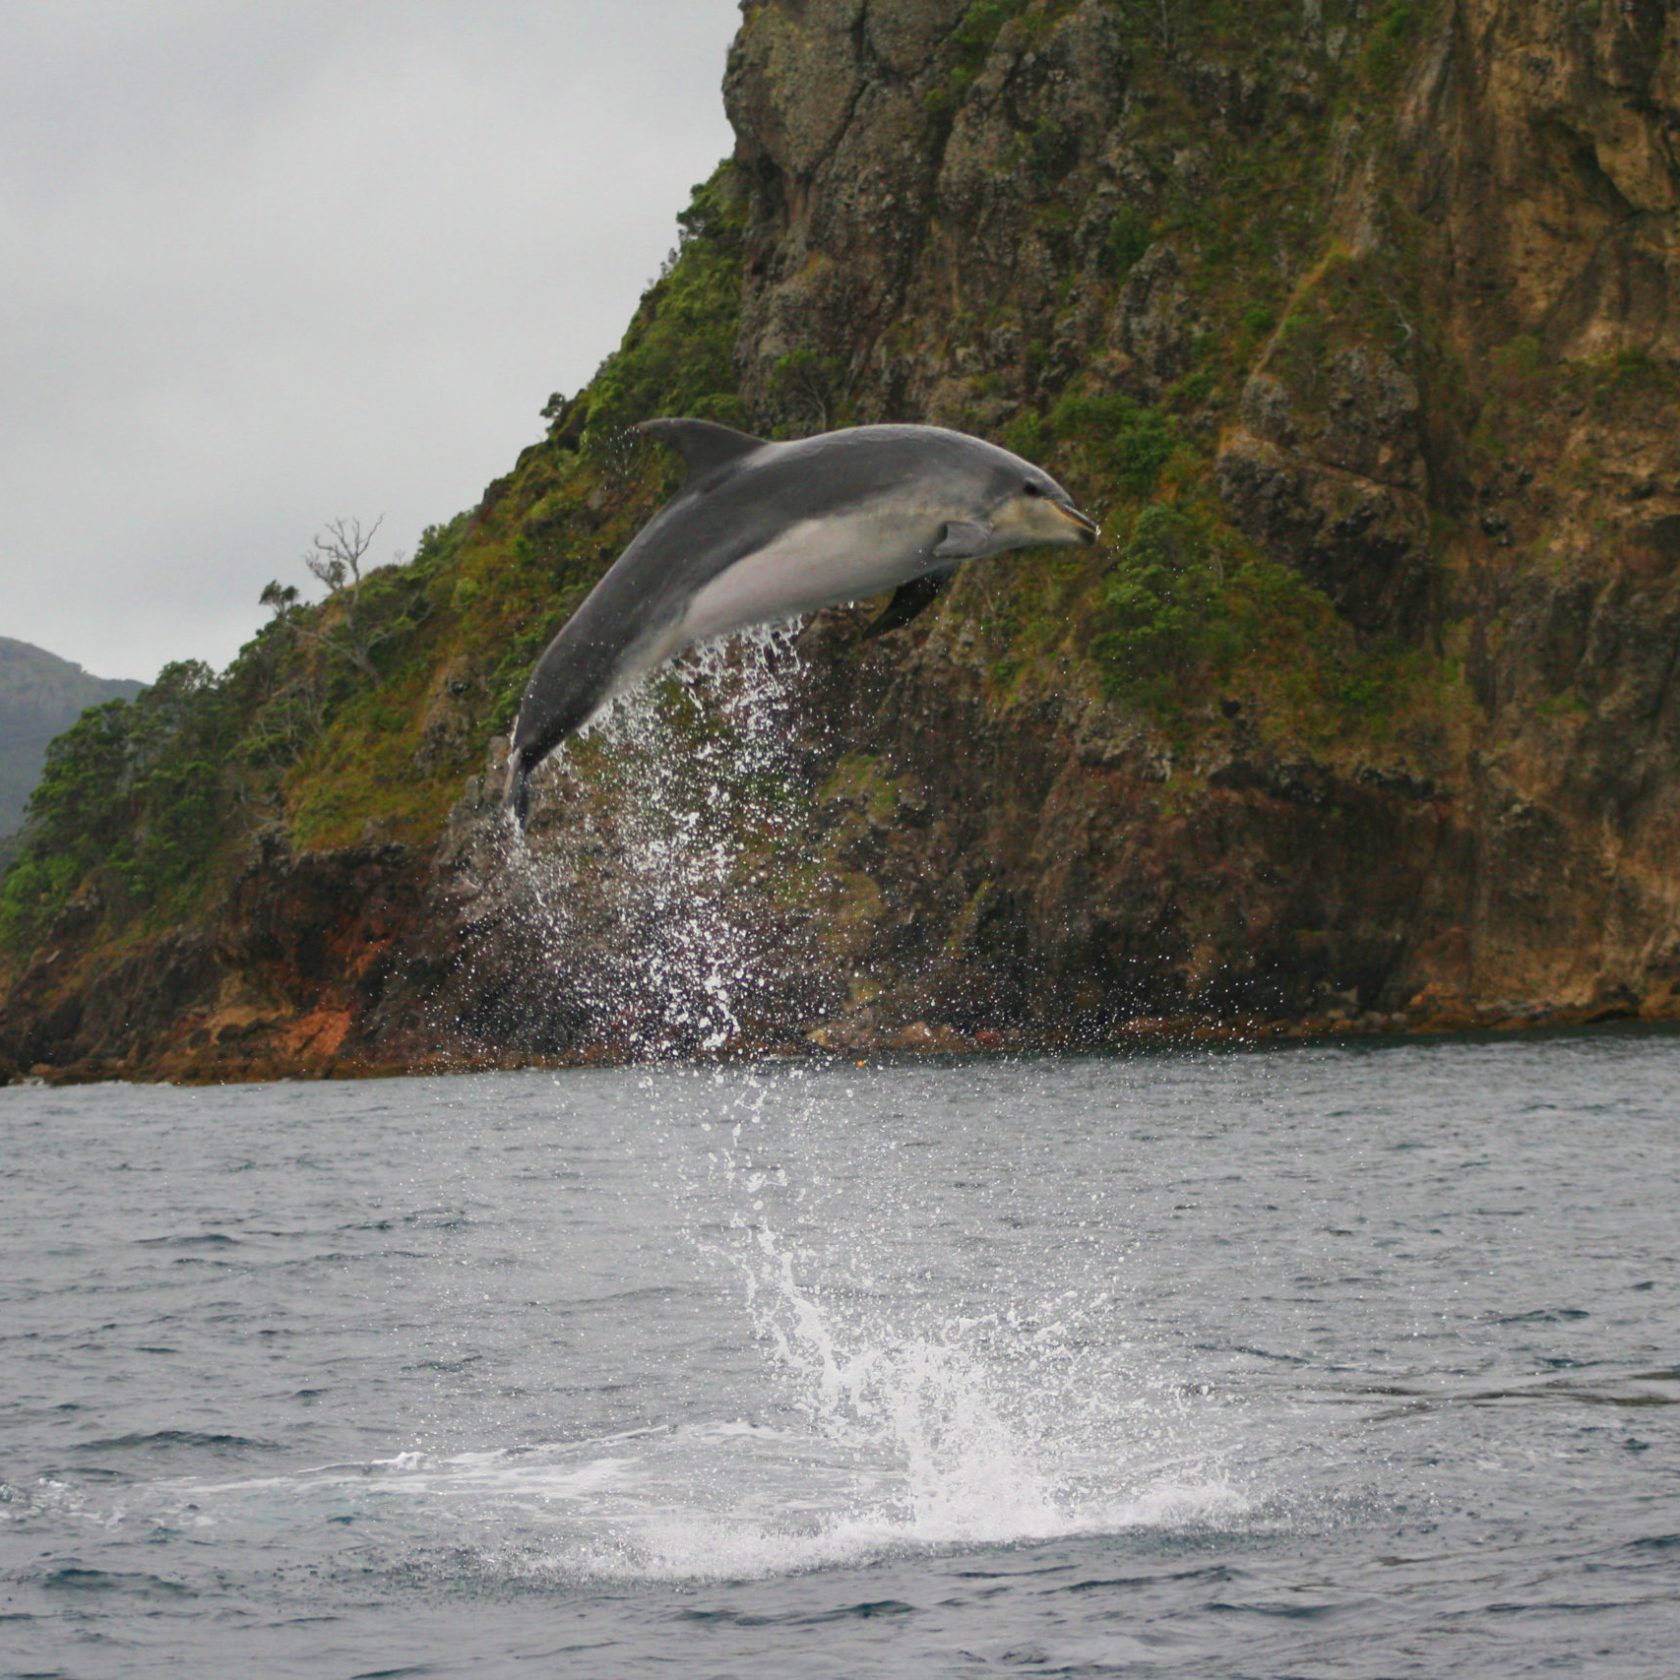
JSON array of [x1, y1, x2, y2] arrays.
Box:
[[0, 163, 749, 962], [0, 1, 1450, 962]]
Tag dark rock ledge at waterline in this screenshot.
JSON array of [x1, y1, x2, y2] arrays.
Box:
[[4, 0, 1680, 1084]]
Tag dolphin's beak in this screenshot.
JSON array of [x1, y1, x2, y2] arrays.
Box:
[[1058, 502, 1100, 543]]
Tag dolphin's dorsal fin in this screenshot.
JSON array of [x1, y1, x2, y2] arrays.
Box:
[[635, 418, 766, 482]]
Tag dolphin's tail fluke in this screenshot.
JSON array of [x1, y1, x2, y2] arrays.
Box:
[[503, 752, 533, 832]]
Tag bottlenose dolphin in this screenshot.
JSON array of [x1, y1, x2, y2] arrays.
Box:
[[504, 419, 1098, 826]]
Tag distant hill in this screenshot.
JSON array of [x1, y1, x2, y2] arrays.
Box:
[[0, 637, 143, 839]]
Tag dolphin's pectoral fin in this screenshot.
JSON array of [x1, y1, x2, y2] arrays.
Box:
[[634, 417, 766, 483], [859, 569, 957, 641], [931, 520, 993, 560]]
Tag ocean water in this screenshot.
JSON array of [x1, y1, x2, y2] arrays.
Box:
[[1, 1032, 1676, 1678]]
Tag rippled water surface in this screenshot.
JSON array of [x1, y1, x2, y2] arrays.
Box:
[[2, 1031, 1677, 1677]]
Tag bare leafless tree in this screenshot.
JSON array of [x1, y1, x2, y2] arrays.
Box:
[[303, 515, 378, 591], [236, 515, 397, 828], [299, 516, 383, 678], [256, 516, 390, 682]]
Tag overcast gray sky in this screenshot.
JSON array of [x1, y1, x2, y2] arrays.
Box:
[[2, 0, 742, 683]]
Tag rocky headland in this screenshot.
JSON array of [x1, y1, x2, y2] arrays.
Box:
[[3, 0, 1678, 1085]]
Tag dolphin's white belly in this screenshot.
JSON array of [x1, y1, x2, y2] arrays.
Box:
[[676, 511, 931, 649]]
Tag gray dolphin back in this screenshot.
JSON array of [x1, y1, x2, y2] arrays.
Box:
[[504, 422, 776, 824]]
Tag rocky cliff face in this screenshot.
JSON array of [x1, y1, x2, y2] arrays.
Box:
[[4, 0, 1678, 1083], [645, 0, 1680, 1042]]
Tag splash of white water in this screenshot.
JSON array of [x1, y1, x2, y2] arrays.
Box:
[[651, 1065, 1250, 1574], [487, 623, 821, 1056], [449, 623, 1247, 1580]]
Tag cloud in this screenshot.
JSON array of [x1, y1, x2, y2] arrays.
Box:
[[0, 0, 741, 681]]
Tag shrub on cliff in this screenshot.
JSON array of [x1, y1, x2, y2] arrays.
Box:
[[576, 164, 749, 456], [1095, 505, 1218, 701]]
